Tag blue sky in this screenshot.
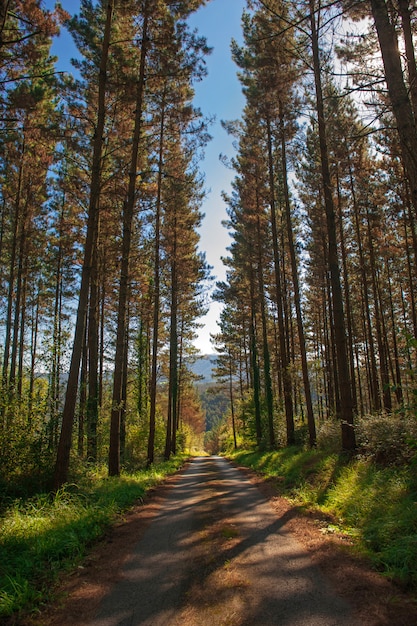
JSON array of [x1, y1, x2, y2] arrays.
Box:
[[46, 0, 246, 354], [189, 1, 246, 353]]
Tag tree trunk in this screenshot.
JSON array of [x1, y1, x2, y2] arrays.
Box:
[[28, 283, 40, 423], [87, 239, 99, 461], [366, 208, 392, 411], [404, 203, 417, 336], [109, 9, 149, 476], [165, 252, 178, 460], [310, 0, 356, 450], [147, 98, 165, 466], [229, 350, 237, 449], [398, 0, 417, 125], [370, 0, 417, 217], [386, 260, 403, 405], [2, 143, 24, 407], [54, 0, 114, 489], [249, 267, 263, 447], [9, 193, 28, 397], [255, 192, 275, 449], [266, 115, 294, 445], [78, 331, 88, 458], [279, 107, 316, 446], [336, 168, 357, 415]]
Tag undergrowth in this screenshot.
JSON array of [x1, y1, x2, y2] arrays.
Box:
[[228, 447, 417, 589], [0, 455, 186, 619]]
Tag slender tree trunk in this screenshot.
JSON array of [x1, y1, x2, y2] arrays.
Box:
[[49, 199, 64, 442], [28, 284, 40, 423], [87, 239, 99, 461], [9, 196, 28, 396], [229, 351, 237, 449], [148, 99, 165, 466], [310, 0, 356, 449], [336, 168, 357, 414], [120, 320, 129, 464], [109, 10, 149, 476], [255, 195, 275, 448], [175, 326, 184, 448], [366, 208, 391, 411], [2, 142, 24, 402], [78, 332, 88, 458], [386, 261, 403, 404], [398, 0, 417, 123], [370, 0, 417, 217], [249, 268, 263, 447], [266, 115, 294, 445], [54, 0, 114, 489], [279, 107, 316, 446], [404, 205, 417, 336], [17, 265, 28, 399], [165, 253, 178, 460], [350, 166, 381, 411], [99, 274, 105, 408]]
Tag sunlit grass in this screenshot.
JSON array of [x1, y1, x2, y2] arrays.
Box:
[[0, 455, 186, 618], [229, 447, 417, 588]]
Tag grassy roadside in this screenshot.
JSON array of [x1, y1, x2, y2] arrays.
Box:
[[228, 447, 417, 590], [0, 455, 187, 619]]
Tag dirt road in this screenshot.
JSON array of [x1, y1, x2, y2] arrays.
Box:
[[32, 455, 417, 626], [85, 456, 355, 625]]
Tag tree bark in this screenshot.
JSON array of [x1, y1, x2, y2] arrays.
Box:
[[54, 0, 114, 489], [87, 238, 99, 461], [256, 206, 275, 449], [398, 0, 417, 125], [266, 115, 294, 445], [249, 266, 263, 447], [279, 107, 316, 447], [310, 0, 356, 449], [370, 0, 417, 217], [165, 249, 178, 460], [147, 98, 165, 466], [109, 9, 149, 476]]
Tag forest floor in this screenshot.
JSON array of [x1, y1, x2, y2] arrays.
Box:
[[15, 457, 417, 626]]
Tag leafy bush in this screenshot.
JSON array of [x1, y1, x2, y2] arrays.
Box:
[[355, 413, 417, 465]]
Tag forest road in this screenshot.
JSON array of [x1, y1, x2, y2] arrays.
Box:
[[84, 455, 357, 626]]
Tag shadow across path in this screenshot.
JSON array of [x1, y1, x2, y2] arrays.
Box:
[[89, 456, 359, 626]]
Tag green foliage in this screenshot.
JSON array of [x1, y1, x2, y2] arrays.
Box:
[[355, 413, 417, 465], [229, 447, 417, 588], [198, 383, 230, 432], [0, 456, 186, 619]]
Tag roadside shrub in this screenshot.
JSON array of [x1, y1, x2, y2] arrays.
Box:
[[355, 413, 417, 465], [316, 419, 342, 452]]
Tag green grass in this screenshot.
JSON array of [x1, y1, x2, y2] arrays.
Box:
[[229, 447, 417, 589], [0, 455, 186, 619]]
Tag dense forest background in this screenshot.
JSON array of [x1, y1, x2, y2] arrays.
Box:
[[2, 0, 417, 496], [212, 0, 417, 464]]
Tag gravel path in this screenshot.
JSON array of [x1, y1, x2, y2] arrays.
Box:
[[87, 456, 358, 626]]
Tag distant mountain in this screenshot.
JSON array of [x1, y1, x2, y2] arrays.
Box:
[[189, 354, 217, 383]]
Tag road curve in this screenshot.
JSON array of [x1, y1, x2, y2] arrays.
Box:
[[89, 456, 359, 626]]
